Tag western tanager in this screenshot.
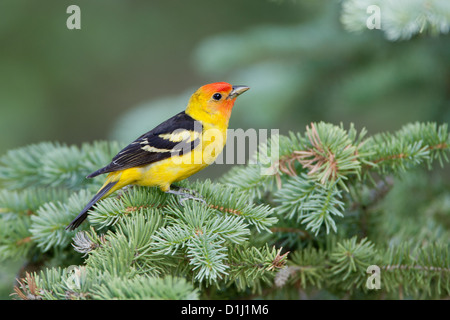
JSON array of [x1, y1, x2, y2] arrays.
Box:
[[66, 82, 249, 230]]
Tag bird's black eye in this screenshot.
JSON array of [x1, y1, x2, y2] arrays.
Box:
[[212, 93, 222, 100]]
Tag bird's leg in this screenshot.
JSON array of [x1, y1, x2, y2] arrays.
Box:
[[116, 185, 135, 199], [167, 184, 206, 205], [170, 184, 202, 197]]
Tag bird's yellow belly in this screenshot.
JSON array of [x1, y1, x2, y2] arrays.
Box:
[[134, 137, 224, 192]]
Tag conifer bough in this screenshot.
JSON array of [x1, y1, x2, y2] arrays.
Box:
[[1, 121, 449, 299]]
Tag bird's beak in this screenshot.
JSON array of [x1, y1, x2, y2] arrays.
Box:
[[228, 85, 250, 99]]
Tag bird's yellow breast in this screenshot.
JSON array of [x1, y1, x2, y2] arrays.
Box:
[[116, 126, 227, 192]]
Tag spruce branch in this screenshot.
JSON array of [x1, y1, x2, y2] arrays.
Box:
[[189, 179, 278, 232], [220, 164, 276, 200], [0, 141, 121, 191], [225, 244, 288, 292], [90, 274, 199, 300], [341, 0, 450, 41], [2, 121, 449, 299], [30, 190, 93, 252], [11, 272, 42, 300], [0, 142, 63, 190], [275, 246, 328, 289], [274, 237, 449, 298], [380, 243, 450, 297], [275, 174, 345, 235], [72, 228, 106, 257], [361, 122, 450, 175], [151, 201, 251, 283], [329, 237, 378, 290], [294, 122, 364, 186], [87, 186, 170, 229], [0, 216, 33, 261], [186, 233, 230, 284]]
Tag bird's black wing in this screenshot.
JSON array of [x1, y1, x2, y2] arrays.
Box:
[[87, 111, 202, 178]]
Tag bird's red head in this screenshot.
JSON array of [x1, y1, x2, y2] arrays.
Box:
[[200, 82, 233, 97], [186, 82, 249, 122]]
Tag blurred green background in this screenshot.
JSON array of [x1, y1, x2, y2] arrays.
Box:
[[0, 0, 449, 298]]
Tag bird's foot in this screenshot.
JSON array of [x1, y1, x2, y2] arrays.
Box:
[[116, 185, 135, 199], [166, 185, 206, 206]]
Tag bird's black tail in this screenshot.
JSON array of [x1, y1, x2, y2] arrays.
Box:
[[65, 181, 117, 231], [86, 166, 110, 179]]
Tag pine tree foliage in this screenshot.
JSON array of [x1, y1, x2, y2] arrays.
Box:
[[0, 141, 122, 191], [275, 175, 345, 235], [1, 121, 450, 299], [221, 121, 450, 298], [275, 237, 449, 298], [341, 0, 450, 41]]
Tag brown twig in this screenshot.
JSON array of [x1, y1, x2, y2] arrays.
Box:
[[209, 204, 242, 215], [270, 123, 348, 187], [364, 143, 449, 169]]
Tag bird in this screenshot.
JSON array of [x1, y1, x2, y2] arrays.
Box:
[[66, 82, 249, 230]]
